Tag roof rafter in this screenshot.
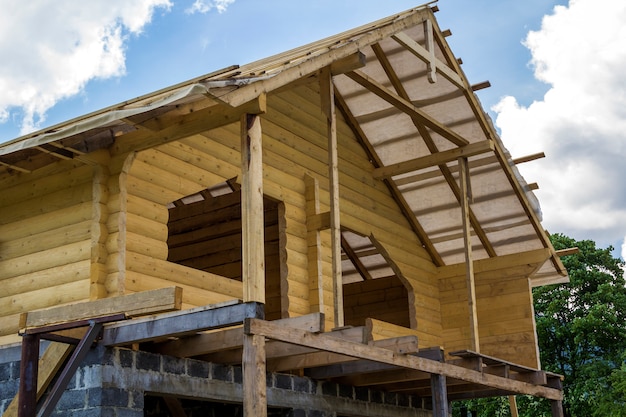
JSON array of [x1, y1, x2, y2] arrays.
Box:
[[373, 140, 494, 179], [345, 69, 469, 147]]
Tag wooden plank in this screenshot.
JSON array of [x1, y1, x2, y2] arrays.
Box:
[[372, 140, 494, 179], [241, 112, 265, 304], [20, 287, 183, 329], [101, 301, 263, 346], [320, 66, 344, 329], [245, 318, 563, 400]]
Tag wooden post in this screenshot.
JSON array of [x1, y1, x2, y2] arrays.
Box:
[[430, 373, 449, 417], [241, 111, 267, 417], [243, 333, 267, 417], [459, 156, 480, 352], [241, 112, 265, 304], [18, 334, 40, 417], [320, 66, 344, 329], [509, 395, 519, 417], [550, 400, 565, 417]]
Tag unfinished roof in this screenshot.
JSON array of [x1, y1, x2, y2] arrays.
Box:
[[0, 3, 567, 284]]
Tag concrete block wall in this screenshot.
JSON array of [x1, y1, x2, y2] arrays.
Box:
[[0, 343, 431, 417]]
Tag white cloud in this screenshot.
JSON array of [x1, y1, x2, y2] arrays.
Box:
[[186, 0, 235, 14], [0, 0, 171, 134], [494, 0, 626, 255]]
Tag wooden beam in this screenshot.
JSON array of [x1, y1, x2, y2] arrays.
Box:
[[341, 235, 374, 281], [320, 66, 344, 328], [113, 94, 267, 155], [268, 335, 419, 372], [438, 248, 551, 279], [372, 140, 494, 179], [241, 112, 265, 304], [243, 333, 267, 417], [346, 70, 469, 147], [459, 157, 480, 352], [471, 81, 491, 92], [20, 286, 183, 330], [513, 152, 545, 165], [391, 31, 464, 88], [556, 247, 579, 257], [329, 51, 367, 75], [245, 318, 563, 400], [101, 302, 264, 346], [423, 19, 437, 83]]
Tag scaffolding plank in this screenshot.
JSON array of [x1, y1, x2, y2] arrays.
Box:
[[20, 287, 183, 329]]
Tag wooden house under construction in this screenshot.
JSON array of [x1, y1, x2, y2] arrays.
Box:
[[0, 4, 571, 417]]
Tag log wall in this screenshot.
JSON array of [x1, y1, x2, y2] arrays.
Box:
[[343, 275, 410, 328], [0, 160, 94, 345], [438, 266, 539, 368], [0, 82, 442, 348]]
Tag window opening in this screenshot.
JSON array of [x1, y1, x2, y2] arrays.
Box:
[[166, 179, 282, 319]]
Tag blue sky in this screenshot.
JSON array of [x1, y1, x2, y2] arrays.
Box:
[[1, 0, 624, 261]]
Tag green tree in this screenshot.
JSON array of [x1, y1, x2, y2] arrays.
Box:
[[534, 233, 626, 417], [452, 234, 626, 417]]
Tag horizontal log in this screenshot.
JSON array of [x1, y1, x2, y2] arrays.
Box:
[[125, 271, 236, 307], [127, 253, 243, 299], [2, 260, 90, 299], [0, 220, 91, 261], [0, 241, 90, 281], [0, 201, 92, 242], [0, 179, 91, 225]]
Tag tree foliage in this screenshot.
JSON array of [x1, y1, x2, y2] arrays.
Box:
[[452, 233, 626, 417], [536, 233, 626, 416]]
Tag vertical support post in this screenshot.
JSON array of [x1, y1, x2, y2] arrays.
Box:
[[320, 66, 344, 329], [430, 374, 449, 417], [550, 400, 565, 417], [509, 395, 519, 417], [241, 112, 265, 304], [459, 156, 480, 352], [18, 334, 40, 417], [243, 333, 267, 417]]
